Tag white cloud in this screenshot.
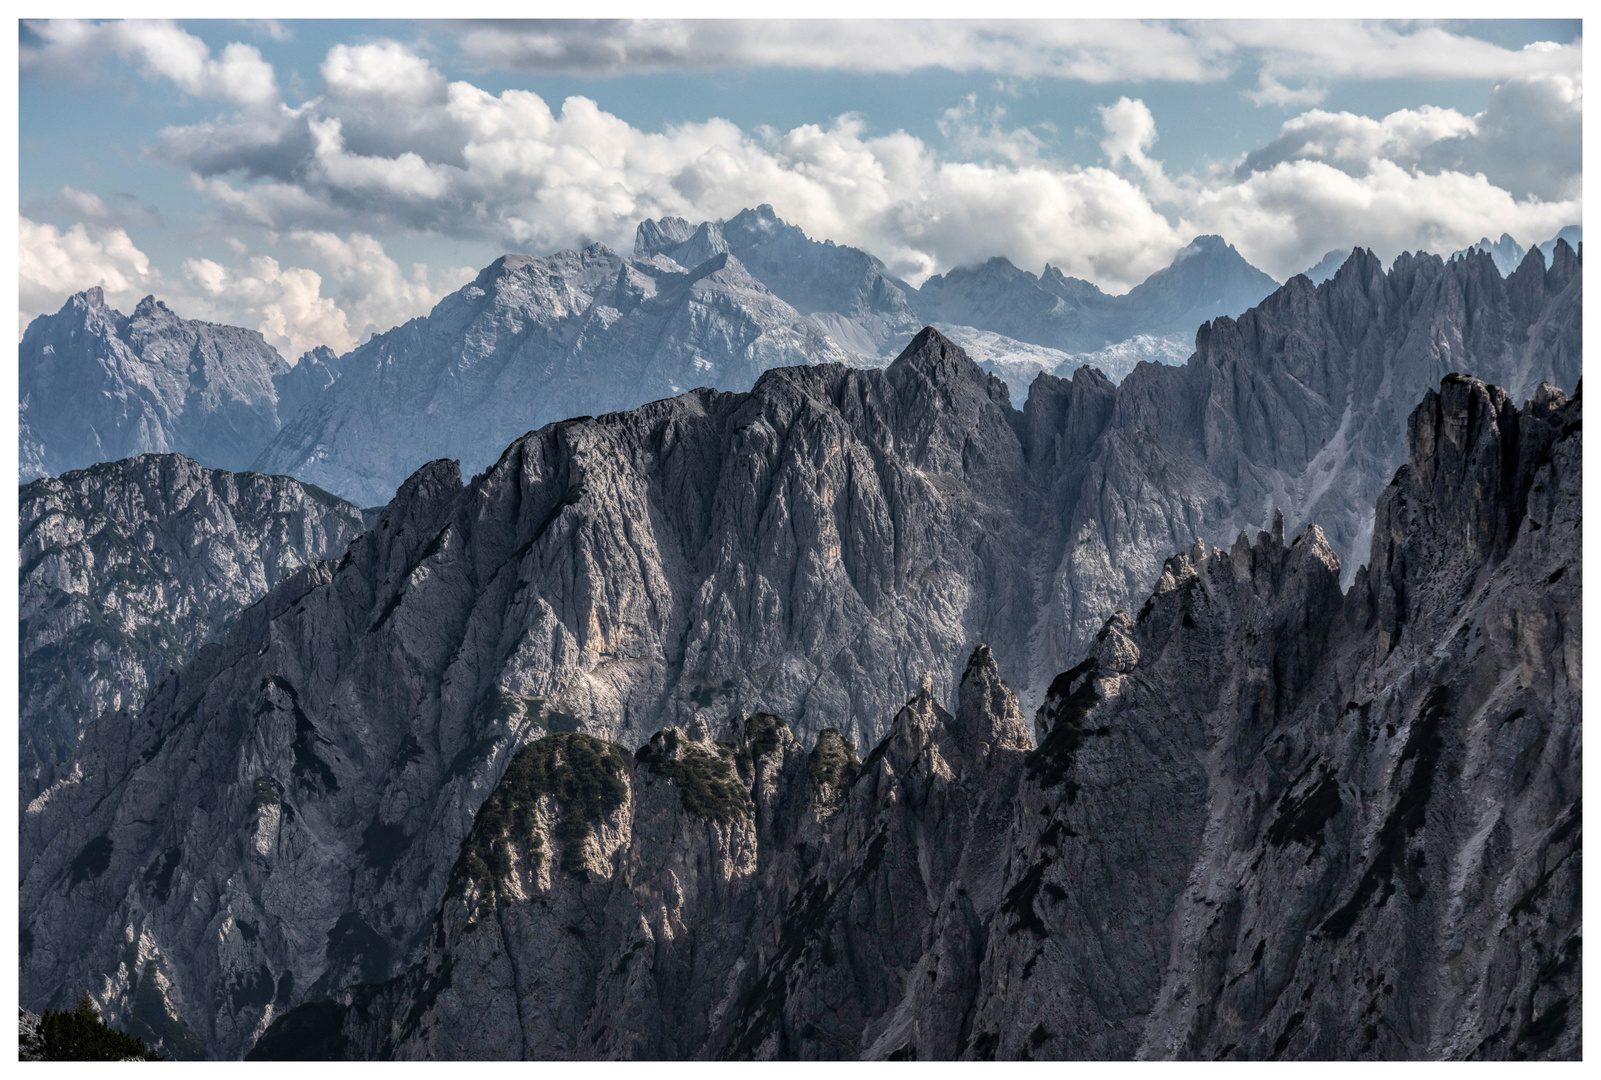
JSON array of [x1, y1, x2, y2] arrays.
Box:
[[1186, 159, 1580, 281], [1237, 74, 1582, 202], [447, 19, 1581, 93], [181, 255, 352, 357], [19, 209, 478, 358], [19, 217, 157, 330], [1238, 105, 1480, 175], [282, 230, 476, 341], [158, 45, 1187, 289], [21, 19, 278, 105]]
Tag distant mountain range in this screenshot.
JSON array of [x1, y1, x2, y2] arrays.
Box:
[[1302, 225, 1582, 285], [20, 209, 1293, 504], [19, 210, 1582, 513]]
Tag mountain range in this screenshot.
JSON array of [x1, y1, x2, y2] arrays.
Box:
[[21, 364, 1579, 1059], [250, 374, 1578, 1060], [1304, 225, 1583, 286], [19, 289, 342, 482], [21, 208, 1296, 505], [13, 213, 1584, 1061]]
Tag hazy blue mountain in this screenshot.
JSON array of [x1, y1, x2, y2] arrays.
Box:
[[915, 235, 1280, 358], [1452, 226, 1582, 276], [252, 243, 850, 506], [19, 289, 305, 482], [636, 205, 924, 362]]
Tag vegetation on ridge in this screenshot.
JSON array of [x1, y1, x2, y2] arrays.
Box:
[[23, 991, 164, 1061], [461, 732, 631, 900]]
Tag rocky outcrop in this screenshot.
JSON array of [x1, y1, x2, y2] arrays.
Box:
[[251, 375, 1579, 1059], [252, 243, 852, 507], [246, 644, 1034, 1060], [18, 454, 367, 773], [19, 290, 308, 482]]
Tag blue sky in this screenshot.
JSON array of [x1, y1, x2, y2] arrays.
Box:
[[19, 19, 1583, 358]]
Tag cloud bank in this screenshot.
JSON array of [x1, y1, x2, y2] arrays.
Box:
[[19, 20, 1583, 358]]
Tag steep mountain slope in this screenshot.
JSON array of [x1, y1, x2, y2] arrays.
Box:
[[962, 375, 1579, 1061], [19, 244, 1579, 1058], [254, 373, 1579, 1060], [18, 454, 367, 773], [916, 235, 1280, 356], [252, 244, 850, 507], [19, 290, 305, 481], [19, 334, 1035, 1059]]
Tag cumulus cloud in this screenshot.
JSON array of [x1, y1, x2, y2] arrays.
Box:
[[18, 211, 472, 359], [1187, 159, 1579, 281], [19, 217, 158, 329], [1237, 74, 1582, 203], [281, 229, 476, 342], [180, 255, 353, 357], [21, 19, 278, 105], [155, 44, 1187, 289]]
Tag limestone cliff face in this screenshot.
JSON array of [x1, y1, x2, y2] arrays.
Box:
[[18, 455, 366, 773], [19, 291, 303, 482], [249, 375, 1577, 1060], [247, 645, 1035, 1061]]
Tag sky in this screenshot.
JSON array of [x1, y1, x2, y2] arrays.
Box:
[[17, 18, 1584, 360]]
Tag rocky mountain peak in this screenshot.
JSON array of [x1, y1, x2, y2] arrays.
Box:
[[954, 644, 1033, 769], [634, 215, 699, 259], [1401, 374, 1570, 565], [21, 292, 302, 482], [1547, 236, 1580, 281], [132, 295, 173, 320]]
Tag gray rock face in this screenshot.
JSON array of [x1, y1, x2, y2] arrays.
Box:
[[18, 454, 367, 773], [19, 290, 303, 482], [252, 243, 852, 507], [19, 336, 1039, 1059], [917, 235, 1280, 356], [272, 346, 345, 427], [18, 241, 1579, 1059], [965, 375, 1579, 1061], [252, 375, 1579, 1059]]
